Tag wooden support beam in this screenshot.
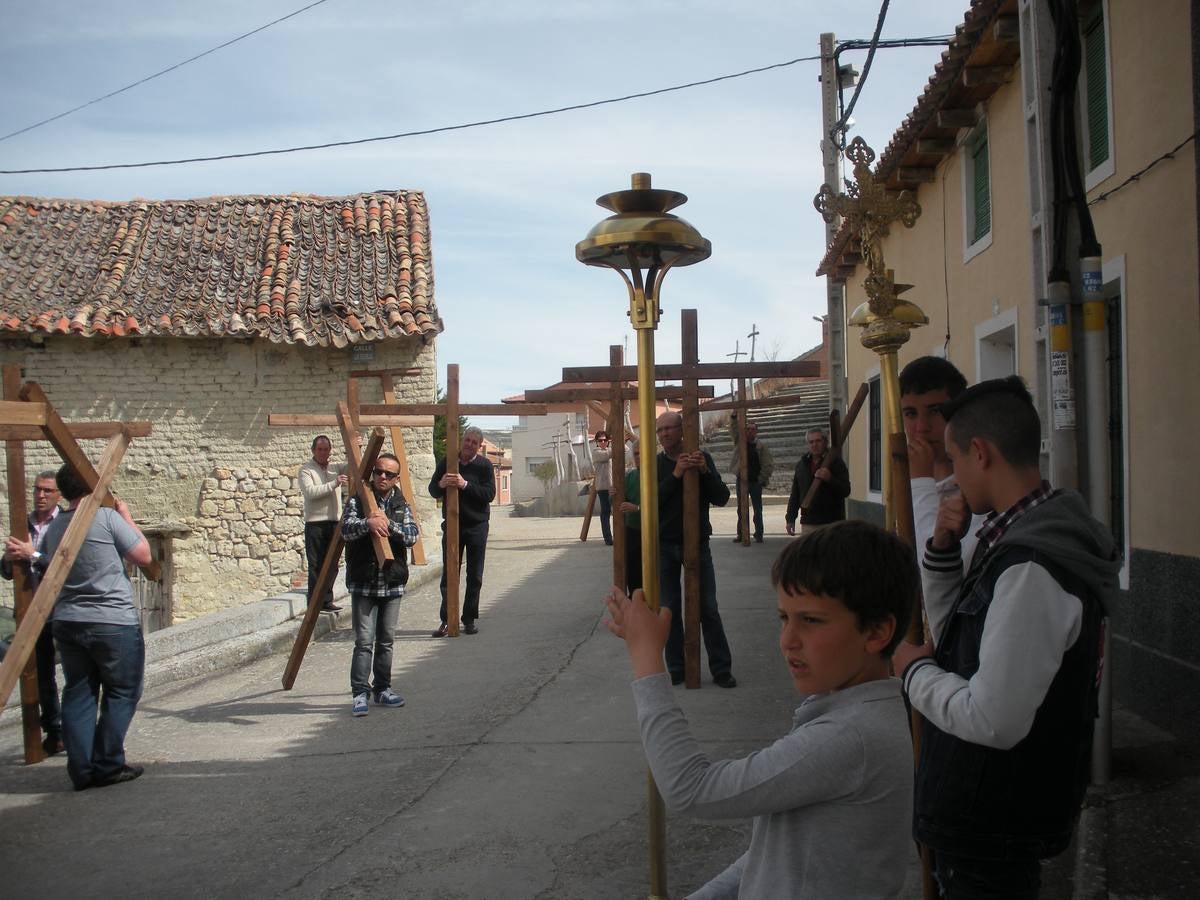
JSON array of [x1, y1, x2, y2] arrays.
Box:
[[680, 311, 702, 690], [607, 346, 627, 588], [0, 431, 129, 711], [348, 367, 423, 379], [19, 382, 160, 582], [699, 391, 828, 414], [936, 107, 981, 129], [898, 167, 938, 184], [0, 421, 153, 441], [267, 413, 433, 428], [734, 379, 750, 547], [993, 15, 1019, 43], [3, 365, 44, 764], [962, 65, 1012, 86], [379, 373, 427, 566], [444, 365, 462, 637], [916, 138, 956, 155]]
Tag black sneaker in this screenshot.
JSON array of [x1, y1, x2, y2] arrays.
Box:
[[670, 672, 685, 686], [462, 621, 478, 635], [431, 623, 448, 638], [713, 673, 738, 689], [94, 764, 144, 788]]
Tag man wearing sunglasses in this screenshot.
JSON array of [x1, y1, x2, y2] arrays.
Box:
[[341, 453, 420, 717]]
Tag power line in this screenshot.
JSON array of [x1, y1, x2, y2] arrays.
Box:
[[1087, 131, 1197, 206], [829, 0, 892, 148], [0, 55, 819, 175], [0, 0, 335, 144]]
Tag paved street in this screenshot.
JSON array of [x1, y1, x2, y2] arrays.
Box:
[[0, 508, 854, 899]]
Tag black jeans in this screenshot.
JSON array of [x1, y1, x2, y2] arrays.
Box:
[[304, 521, 339, 606], [934, 852, 1041, 899], [439, 523, 488, 624], [735, 478, 764, 540], [658, 541, 732, 679], [597, 490, 613, 544], [36, 622, 61, 736], [624, 525, 642, 595]]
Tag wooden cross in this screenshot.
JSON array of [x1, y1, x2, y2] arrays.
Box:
[[814, 136, 921, 294], [0, 365, 156, 763], [562, 310, 819, 687], [356, 364, 546, 637]]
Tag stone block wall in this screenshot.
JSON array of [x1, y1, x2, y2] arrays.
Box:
[[0, 334, 439, 620]]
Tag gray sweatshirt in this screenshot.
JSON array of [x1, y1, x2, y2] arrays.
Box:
[[632, 674, 912, 899]]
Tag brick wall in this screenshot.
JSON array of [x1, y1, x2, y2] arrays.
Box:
[[0, 334, 438, 620]]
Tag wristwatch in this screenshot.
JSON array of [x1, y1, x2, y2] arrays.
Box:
[[31, 550, 42, 564]]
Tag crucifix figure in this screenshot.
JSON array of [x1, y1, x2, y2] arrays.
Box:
[[0, 366, 157, 764]]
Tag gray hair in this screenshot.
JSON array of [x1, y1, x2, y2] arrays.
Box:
[[36, 470, 58, 482], [463, 425, 484, 441]]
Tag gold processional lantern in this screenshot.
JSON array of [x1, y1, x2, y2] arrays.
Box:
[[576, 172, 710, 900]]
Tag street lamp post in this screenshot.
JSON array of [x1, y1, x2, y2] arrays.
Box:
[[576, 172, 711, 900]]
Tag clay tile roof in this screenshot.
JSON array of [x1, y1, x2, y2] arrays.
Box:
[[816, 0, 1016, 278], [0, 191, 441, 348]]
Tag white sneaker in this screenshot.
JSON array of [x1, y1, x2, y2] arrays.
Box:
[[352, 692, 369, 717]]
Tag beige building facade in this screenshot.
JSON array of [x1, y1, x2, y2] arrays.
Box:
[[820, 0, 1200, 738]]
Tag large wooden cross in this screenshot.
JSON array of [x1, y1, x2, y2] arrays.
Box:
[[0, 365, 156, 764], [562, 310, 819, 687], [356, 364, 546, 637]]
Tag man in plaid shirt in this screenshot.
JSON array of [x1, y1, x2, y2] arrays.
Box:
[[341, 452, 419, 717]]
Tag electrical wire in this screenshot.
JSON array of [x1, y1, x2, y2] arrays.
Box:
[[0, 55, 819, 175], [1087, 130, 1198, 206], [829, 0, 893, 148], [0, 0, 336, 144]]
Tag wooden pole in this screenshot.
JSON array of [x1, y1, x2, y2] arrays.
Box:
[[3, 365, 44, 763], [444, 364, 462, 637], [734, 379, 750, 546], [680, 310, 702, 690], [337, 403, 392, 570], [380, 373, 427, 565], [281, 428, 386, 689], [607, 346, 627, 590], [0, 430, 129, 710]]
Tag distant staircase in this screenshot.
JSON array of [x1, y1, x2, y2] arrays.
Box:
[[703, 381, 832, 494]]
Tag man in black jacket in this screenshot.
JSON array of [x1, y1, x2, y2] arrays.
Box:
[[430, 426, 496, 637], [342, 453, 419, 717], [784, 429, 851, 534]]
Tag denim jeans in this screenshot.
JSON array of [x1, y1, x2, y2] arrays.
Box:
[[934, 852, 1041, 899], [52, 620, 144, 789], [305, 521, 339, 607], [658, 541, 732, 679], [36, 621, 61, 736], [439, 523, 488, 624], [735, 478, 764, 540], [350, 593, 402, 697], [597, 490, 613, 544]]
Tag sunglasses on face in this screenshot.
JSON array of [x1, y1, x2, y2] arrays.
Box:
[[372, 468, 399, 479]]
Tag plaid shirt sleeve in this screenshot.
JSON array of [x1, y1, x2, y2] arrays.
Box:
[[389, 500, 419, 547], [341, 495, 370, 541]]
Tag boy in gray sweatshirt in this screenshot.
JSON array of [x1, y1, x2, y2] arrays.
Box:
[[605, 520, 917, 899]]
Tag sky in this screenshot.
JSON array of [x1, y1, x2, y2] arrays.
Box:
[[0, 0, 969, 428]]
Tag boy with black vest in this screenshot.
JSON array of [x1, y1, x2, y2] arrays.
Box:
[[342, 452, 419, 717], [894, 377, 1118, 898]]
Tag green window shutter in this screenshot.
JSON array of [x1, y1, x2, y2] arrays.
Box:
[[1085, 7, 1110, 169], [972, 133, 991, 243]]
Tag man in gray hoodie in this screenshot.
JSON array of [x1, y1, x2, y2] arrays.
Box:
[[894, 377, 1118, 899]]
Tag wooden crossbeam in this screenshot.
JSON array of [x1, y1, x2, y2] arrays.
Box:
[[0, 430, 129, 714], [0, 422, 153, 441], [338, 403, 392, 570], [357, 403, 547, 417], [19, 382, 161, 583], [267, 413, 433, 428], [563, 361, 820, 382], [522, 386, 713, 403], [698, 392, 822, 414], [0, 400, 46, 426], [282, 427, 386, 689]]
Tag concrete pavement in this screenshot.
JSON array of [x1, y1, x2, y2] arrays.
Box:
[[1, 508, 1196, 898]]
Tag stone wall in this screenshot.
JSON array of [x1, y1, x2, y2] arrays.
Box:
[[0, 334, 439, 620]]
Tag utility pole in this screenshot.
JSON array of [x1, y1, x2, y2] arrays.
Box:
[[820, 32, 853, 417]]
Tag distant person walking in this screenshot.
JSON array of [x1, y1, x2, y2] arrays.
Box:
[[785, 429, 850, 535]]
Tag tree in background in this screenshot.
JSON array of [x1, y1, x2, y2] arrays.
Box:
[[533, 459, 558, 496], [433, 387, 470, 460]]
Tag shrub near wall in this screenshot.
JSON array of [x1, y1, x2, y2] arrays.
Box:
[[0, 335, 438, 620]]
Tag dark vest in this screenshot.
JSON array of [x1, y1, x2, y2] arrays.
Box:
[[914, 545, 1104, 861], [745, 443, 761, 484], [344, 491, 410, 587]]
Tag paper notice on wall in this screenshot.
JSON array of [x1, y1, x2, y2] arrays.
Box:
[[1051, 350, 1075, 430]]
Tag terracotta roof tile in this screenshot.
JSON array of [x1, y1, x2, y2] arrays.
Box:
[[0, 192, 441, 347]]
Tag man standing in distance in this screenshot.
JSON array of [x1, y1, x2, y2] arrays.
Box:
[[785, 429, 850, 535], [592, 430, 615, 546], [2, 470, 65, 754], [40, 465, 153, 790], [654, 411, 736, 687], [300, 435, 348, 613], [430, 425, 495, 637], [342, 452, 419, 717], [729, 419, 774, 543]]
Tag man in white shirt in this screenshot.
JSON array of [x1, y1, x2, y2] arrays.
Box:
[[299, 435, 349, 612]]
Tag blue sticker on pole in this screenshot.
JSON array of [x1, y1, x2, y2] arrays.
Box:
[[1082, 270, 1102, 294], [1049, 306, 1067, 327]]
